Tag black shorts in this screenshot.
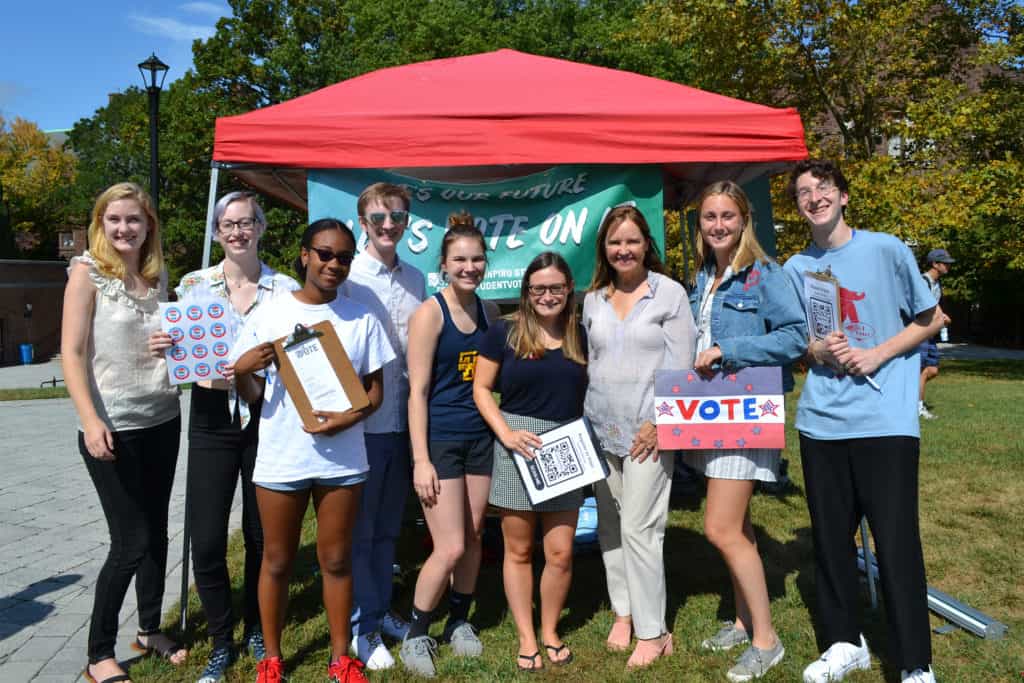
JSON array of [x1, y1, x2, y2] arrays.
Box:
[[429, 436, 494, 480]]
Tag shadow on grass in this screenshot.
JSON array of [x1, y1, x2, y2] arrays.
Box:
[[941, 359, 1024, 381]]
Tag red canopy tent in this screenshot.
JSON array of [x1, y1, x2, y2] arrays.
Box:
[[205, 49, 807, 264]]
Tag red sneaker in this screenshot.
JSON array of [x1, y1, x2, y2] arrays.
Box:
[[256, 656, 286, 683], [328, 655, 367, 683]]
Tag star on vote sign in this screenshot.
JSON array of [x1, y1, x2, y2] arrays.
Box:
[[654, 367, 785, 450]]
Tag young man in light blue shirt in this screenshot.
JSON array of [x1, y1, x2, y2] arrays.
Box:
[[783, 160, 945, 683], [342, 182, 426, 670]]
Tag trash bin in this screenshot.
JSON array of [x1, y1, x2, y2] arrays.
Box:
[[19, 343, 34, 365]]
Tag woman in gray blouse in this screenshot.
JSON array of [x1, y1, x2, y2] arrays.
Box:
[[582, 205, 696, 668]]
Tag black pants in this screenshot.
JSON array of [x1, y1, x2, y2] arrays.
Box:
[[800, 434, 932, 671], [187, 385, 263, 648], [81, 416, 181, 663]]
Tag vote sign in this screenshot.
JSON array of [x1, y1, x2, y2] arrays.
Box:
[[654, 366, 785, 450]]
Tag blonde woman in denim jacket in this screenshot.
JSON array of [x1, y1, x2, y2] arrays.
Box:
[[684, 181, 806, 682]]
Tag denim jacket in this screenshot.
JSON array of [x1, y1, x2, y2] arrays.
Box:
[[690, 259, 807, 392]]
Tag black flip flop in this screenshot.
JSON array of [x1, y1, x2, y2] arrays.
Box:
[[517, 651, 543, 672], [544, 642, 574, 666], [82, 663, 132, 683]]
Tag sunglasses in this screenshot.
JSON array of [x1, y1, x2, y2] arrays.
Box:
[[308, 246, 355, 265], [362, 210, 410, 227]]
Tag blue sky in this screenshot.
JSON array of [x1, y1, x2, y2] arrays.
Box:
[[0, 1, 230, 132]]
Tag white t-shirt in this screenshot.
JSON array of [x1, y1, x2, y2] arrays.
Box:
[[229, 292, 395, 483]]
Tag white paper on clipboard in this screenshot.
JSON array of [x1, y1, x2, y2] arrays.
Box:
[[803, 271, 841, 341], [512, 417, 609, 505], [283, 336, 352, 413]]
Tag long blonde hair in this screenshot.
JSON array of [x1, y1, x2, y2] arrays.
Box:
[[691, 180, 768, 285], [506, 252, 585, 364], [87, 182, 164, 284]]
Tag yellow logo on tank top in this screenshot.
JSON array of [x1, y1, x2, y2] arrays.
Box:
[[458, 351, 478, 381]]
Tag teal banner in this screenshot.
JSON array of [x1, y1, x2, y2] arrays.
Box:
[[307, 165, 664, 299]]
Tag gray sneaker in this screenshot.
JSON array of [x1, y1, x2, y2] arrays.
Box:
[[701, 623, 750, 651], [399, 635, 438, 677], [443, 621, 483, 657], [727, 640, 786, 682]]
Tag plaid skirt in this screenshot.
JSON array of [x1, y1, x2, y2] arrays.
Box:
[[488, 411, 585, 512]]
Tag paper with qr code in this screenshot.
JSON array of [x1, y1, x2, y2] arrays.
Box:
[[802, 271, 841, 341], [160, 297, 237, 385], [512, 417, 610, 505]]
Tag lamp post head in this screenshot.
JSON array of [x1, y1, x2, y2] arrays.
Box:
[[138, 53, 169, 92]]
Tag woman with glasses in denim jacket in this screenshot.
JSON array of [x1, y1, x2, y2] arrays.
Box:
[[149, 192, 298, 682], [684, 181, 806, 682]]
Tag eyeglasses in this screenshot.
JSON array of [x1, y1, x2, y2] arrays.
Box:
[[362, 210, 409, 227], [309, 246, 355, 266], [796, 182, 838, 203], [527, 283, 569, 297], [217, 217, 259, 234]]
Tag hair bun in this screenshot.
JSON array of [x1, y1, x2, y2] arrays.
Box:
[[447, 210, 475, 229]]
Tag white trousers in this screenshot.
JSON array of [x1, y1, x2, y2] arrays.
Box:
[[594, 450, 674, 640]]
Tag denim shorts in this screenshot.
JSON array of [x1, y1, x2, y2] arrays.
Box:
[[255, 472, 368, 492], [918, 340, 940, 368]]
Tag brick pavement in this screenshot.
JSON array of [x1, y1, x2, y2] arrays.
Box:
[[0, 393, 241, 681]]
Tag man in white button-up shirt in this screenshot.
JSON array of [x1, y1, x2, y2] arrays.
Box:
[[341, 182, 427, 670]]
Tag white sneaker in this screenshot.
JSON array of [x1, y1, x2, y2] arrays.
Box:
[[803, 634, 871, 682], [901, 666, 936, 682], [919, 402, 936, 420], [350, 631, 395, 670]]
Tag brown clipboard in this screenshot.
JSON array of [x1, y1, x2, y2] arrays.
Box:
[[272, 320, 370, 431]]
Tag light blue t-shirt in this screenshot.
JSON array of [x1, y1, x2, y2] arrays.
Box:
[[783, 230, 936, 439]]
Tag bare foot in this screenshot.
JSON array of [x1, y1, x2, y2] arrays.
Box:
[[86, 658, 132, 683], [606, 616, 632, 651], [626, 633, 673, 669], [137, 632, 188, 665]]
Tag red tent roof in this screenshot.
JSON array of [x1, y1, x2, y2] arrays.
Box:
[[213, 49, 806, 169]]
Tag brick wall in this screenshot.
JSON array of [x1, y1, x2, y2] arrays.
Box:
[[0, 260, 68, 365]]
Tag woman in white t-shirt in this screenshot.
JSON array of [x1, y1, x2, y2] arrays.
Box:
[[231, 218, 394, 683]]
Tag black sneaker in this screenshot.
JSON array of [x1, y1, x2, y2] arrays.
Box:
[[197, 644, 235, 682], [244, 629, 266, 661]]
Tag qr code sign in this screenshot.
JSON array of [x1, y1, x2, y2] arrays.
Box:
[[537, 437, 583, 485], [809, 297, 833, 338]]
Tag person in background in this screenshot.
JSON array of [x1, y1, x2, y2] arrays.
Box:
[[231, 218, 393, 683], [340, 182, 426, 669], [685, 181, 806, 681], [150, 191, 299, 682], [583, 205, 696, 668], [62, 182, 187, 683], [783, 159, 944, 683], [917, 248, 954, 420], [473, 251, 588, 672], [400, 213, 499, 678]]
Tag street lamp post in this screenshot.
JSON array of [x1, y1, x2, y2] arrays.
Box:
[[138, 54, 169, 210]]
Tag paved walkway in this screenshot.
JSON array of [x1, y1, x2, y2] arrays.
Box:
[[0, 391, 241, 681]]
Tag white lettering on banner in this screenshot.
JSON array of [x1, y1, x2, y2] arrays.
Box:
[[539, 213, 560, 245], [538, 209, 588, 246], [561, 208, 587, 244], [407, 219, 432, 254]]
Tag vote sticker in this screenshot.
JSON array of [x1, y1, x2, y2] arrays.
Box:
[[186, 305, 203, 321], [189, 325, 206, 341], [210, 322, 227, 338], [215, 360, 229, 376], [164, 306, 182, 324], [207, 303, 225, 319], [173, 366, 190, 381], [170, 346, 187, 362], [212, 341, 229, 357], [195, 363, 211, 378], [192, 344, 208, 360], [168, 327, 185, 343]]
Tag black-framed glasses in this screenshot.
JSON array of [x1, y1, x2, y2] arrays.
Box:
[[309, 246, 355, 265], [217, 217, 259, 234], [527, 283, 569, 297], [362, 210, 409, 227]]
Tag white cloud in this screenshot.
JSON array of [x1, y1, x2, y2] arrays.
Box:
[[130, 14, 216, 42], [180, 2, 225, 18]]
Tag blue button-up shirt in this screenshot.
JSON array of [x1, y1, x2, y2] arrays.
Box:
[[341, 251, 426, 434]]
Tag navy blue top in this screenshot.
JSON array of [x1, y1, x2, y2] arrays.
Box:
[[478, 319, 588, 422], [428, 292, 491, 441]]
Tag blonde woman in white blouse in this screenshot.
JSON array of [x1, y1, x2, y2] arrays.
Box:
[[583, 206, 696, 669], [62, 183, 186, 683]]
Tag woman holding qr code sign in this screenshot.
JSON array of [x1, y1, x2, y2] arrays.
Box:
[[685, 181, 806, 682], [583, 206, 696, 668], [472, 251, 588, 672]]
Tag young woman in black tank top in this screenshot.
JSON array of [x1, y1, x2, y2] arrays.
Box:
[[401, 213, 499, 677]]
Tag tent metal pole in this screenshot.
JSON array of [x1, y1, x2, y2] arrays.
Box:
[[859, 517, 878, 609], [201, 166, 220, 269]]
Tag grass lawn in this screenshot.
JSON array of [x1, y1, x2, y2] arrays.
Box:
[[0, 386, 69, 400], [138, 360, 1022, 682]]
